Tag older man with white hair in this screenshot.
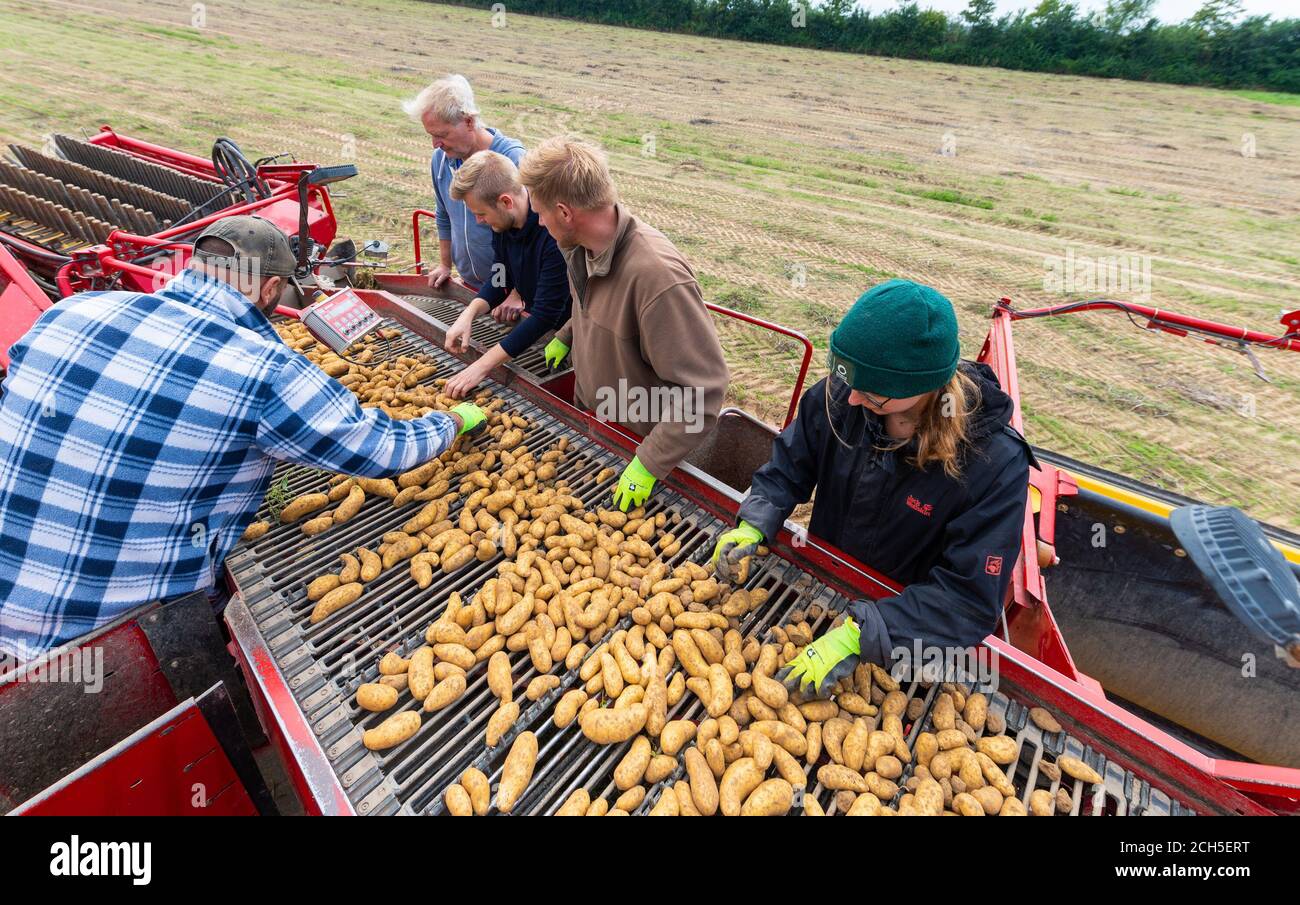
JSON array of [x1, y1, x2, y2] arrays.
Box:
[[403, 74, 526, 321]]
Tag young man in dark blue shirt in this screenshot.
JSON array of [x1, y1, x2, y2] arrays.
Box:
[[442, 151, 571, 398]]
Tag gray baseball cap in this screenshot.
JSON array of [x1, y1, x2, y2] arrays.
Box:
[[192, 215, 296, 277]]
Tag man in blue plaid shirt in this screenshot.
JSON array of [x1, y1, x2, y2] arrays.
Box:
[[0, 216, 483, 661]]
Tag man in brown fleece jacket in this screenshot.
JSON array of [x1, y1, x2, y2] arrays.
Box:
[[519, 136, 729, 511]]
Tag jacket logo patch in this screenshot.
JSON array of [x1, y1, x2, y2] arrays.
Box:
[[985, 555, 1003, 576], [906, 495, 933, 517]]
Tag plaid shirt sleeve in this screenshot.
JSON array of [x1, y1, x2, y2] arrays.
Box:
[[256, 349, 458, 478]]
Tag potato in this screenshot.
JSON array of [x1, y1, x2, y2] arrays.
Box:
[[751, 671, 788, 710], [741, 778, 794, 816], [309, 582, 363, 623], [307, 574, 341, 602], [379, 673, 409, 692], [750, 720, 808, 758], [976, 734, 1019, 765], [240, 520, 270, 542], [817, 762, 869, 796], [865, 772, 899, 801], [525, 674, 561, 701], [875, 754, 904, 781], [845, 791, 883, 816], [555, 788, 591, 816], [1029, 789, 1054, 816], [333, 485, 366, 524], [461, 767, 490, 816], [645, 754, 676, 785], [580, 704, 648, 744], [952, 792, 985, 816], [932, 693, 956, 731], [964, 692, 988, 733], [1058, 756, 1103, 785], [660, 720, 697, 756], [496, 731, 537, 814], [914, 777, 944, 815], [362, 710, 420, 751], [378, 651, 409, 675], [971, 785, 1005, 815], [798, 699, 838, 722], [719, 758, 765, 817], [444, 783, 473, 816], [358, 547, 382, 582], [424, 673, 467, 711], [647, 786, 679, 816], [553, 689, 588, 728], [488, 651, 513, 702], [356, 683, 398, 712], [684, 746, 720, 816], [704, 663, 733, 718], [615, 736, 653, 790], [615, 786, 646, 812], [441, 544, 476, 574], [407, 647, 435, 701], [1030, 707, 1063, 734], [486, 701, 520, 747], [1000, 795, 1028, 816], [336, 553, 361, 585], [842, 720, 870, 771], [280, 492, 329, 522]]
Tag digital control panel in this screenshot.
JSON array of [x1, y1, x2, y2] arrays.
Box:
[[300, 287, 381, 354]]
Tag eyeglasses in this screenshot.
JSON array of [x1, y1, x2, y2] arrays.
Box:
[[855, 390, 892, 410]]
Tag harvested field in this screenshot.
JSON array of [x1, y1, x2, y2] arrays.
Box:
[[2, 0, 1296, 526]]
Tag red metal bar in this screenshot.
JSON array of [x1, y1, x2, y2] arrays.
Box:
[[225, 597, 357, 816], [0, 243, 52, 370], [10, 698, 257, 816], [704, 302, 812, 429], [977, 305, 1092, 688], [410, 209, 438, 275], [1000, 298, 1300, 353]]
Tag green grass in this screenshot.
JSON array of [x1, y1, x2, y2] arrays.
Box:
[[902, 188, 995, 209], [1227, 89, 1300, 107]]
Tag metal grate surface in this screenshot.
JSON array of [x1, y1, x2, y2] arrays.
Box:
[[227, 319, 1197, 816], [398, 294, 557, 379]]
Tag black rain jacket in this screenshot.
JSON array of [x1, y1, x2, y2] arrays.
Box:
[[736, 362, 1032, 666]]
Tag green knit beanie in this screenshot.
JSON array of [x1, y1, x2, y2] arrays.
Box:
[[828, 279, 960, 398]]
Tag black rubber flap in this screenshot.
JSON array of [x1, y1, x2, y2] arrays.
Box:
[[1170, 505, 1300, 648]]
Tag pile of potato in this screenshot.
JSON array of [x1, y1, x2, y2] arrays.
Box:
[[545, 616, 1091, 816], [274, 320, 450, 420], [261, 318, 1101, 817]]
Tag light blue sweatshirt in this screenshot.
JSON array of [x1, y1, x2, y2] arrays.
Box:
[[430, 128, 526, 290]]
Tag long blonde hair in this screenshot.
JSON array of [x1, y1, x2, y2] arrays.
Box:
[[826, 368, 981, 480]]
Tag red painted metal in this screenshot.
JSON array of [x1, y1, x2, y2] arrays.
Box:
[[998, 298, 1300, 353], [11, 698, 257, 816], [0, 243, 52, 370], [703, 302, 812, 429], [411, 208, 438, 275], [225, 598, 356, 816], [976, 304, 1090, 687], [26, 127, 342, 296]]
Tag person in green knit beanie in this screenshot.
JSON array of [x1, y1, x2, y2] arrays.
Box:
[[710, 279, 1032, 693]]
